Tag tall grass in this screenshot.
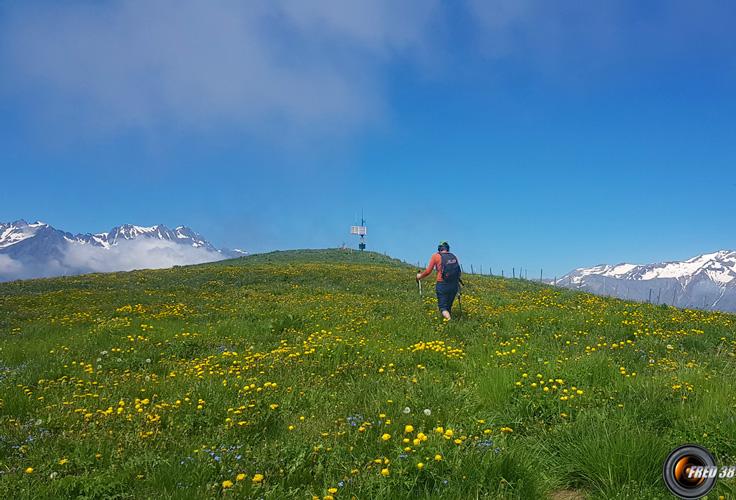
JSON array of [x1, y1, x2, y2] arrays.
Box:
[[1, 250, 735, 498]]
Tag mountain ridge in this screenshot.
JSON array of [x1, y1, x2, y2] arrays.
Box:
[[558, 250, 736, 312]]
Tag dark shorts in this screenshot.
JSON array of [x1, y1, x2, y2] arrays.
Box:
[[436, 281, 458, 312]]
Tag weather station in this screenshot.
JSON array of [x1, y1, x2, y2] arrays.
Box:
[[350, 213, 367, 251]]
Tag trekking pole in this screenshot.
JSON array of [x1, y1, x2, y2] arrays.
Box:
[[457, 283, 462, 318]]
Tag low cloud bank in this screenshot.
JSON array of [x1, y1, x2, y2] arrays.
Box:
[[0, 239, 227, 281]]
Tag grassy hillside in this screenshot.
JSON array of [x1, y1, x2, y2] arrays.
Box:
[[1, 249, 735, 499]]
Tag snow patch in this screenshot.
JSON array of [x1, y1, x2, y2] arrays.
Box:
[[0, 221, 47, 248]]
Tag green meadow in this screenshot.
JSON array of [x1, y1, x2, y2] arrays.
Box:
[[1, 249, 734, 499]]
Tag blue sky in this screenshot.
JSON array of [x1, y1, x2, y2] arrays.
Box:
[[1, 1, 735, 276]]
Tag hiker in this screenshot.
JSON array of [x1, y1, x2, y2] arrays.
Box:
[[416, 241, 461, 320]]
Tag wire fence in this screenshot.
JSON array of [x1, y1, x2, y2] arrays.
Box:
[[360, 249, 726, 312], [411, 260, 558, 285]]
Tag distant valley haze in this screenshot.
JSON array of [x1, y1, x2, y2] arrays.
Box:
[[0, 219, 244, 282]]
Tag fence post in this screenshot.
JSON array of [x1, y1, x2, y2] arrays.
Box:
[[501, 270, 504, 278], [512, 267, 515, 279], [648, 289, 652, 304], [540, 269, 543, 282], [470, 264, 474, 274]]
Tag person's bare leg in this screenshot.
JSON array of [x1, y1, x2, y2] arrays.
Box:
[[441, 310, 451, 320]]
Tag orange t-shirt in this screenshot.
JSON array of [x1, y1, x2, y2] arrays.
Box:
[[418, 252, 446, 283]]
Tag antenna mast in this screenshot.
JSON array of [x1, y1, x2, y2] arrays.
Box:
[[350, 209, 367, 251]]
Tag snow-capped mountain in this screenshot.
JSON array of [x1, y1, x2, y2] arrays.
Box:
[[0, 220, 246, 282], [0, 220, 49, 249], [558, 251, 736, 313], [76, 224, 218, 251]]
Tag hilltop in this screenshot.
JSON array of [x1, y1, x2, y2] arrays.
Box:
[[215, 248, 408, 266], [1, 250, 735, 499]]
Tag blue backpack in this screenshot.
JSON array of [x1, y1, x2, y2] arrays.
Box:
[[440, 252, 461, 284]]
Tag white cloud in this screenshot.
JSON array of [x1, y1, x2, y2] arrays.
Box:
[[0, 0, 440, 138], [0, 239, 226, 282], [0, 254, 25, 277], [62, 239, 227, 273], [3, 0, 731, 141]]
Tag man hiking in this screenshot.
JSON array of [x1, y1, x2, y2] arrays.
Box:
[[416, 241, 462, 320]]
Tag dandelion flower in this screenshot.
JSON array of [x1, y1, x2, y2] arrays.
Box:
[[417, 462, 425, 470], [252, 473, 264, 483], [222, 480, 233, 489], [327, 487, 338, 494], [380, 468, 390, 477], [24, 467, 33, 474], [236, 473, 246, 481], [404, 424, 414, 433], [434, 454, 443, 461], [381, 433, 391, 441]]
